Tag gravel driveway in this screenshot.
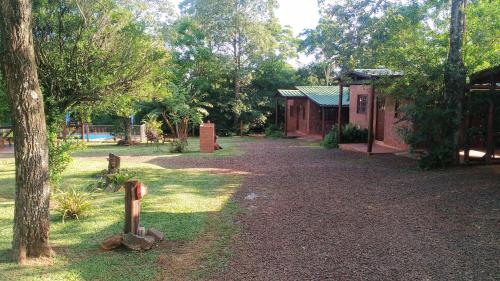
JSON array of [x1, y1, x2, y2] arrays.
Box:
[[153, 138, 500, 281]]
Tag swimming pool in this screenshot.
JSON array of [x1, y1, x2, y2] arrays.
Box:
[[73, 133, 115, 141]]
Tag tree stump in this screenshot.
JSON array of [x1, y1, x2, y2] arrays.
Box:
[[108, 154, 121, 174]]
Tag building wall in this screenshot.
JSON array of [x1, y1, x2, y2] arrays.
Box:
[[308, 101, 322, 134], [286, 98, 308, 134], [349, 84, 408, 149], [382, 97, 409, 150], [349, 85, 372, 129]]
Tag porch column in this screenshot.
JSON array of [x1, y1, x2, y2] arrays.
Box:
[[485, 99, 495, 163], [463, 96, 471, 163], [275, 96, 278, 126], [367, 84, 375, 153], [321, 107, 325, 139], [284, 97, 288, 136], [337, 84, 343, 143]]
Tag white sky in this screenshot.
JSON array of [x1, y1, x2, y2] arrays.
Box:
[[171, 0, 320, 66]]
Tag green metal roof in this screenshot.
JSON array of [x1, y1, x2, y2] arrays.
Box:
[[277, 89, 305, 97], [295, 86, 350, 107]]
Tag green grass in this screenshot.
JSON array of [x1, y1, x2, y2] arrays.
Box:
[[0, 138, 247, 281], [71, 137, 251, 158]]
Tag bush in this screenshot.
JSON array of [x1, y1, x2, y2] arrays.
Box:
[[321, 125, 339, 149], [48, 133, 85, 184], [92, 168, 137, 192], [265, 124, 284, 138], [170, 139, 188, 153], [54, 187, 92, 222], [321, 123, 367, 149], [342, 123, 368, 143]]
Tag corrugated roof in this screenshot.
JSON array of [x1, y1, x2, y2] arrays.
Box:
[[277, 89, 305, 97], [349, 68, 403, 79], [295, 86, 350, 107]]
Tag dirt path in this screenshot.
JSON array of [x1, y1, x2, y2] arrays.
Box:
[[152, 138, 500, 281]]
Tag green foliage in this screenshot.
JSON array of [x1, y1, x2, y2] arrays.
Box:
[[169, 139, 188, 153], [321, 123, 367, 149], [48, 133, 85, 185], [142, 114, 164, 138], [321, 128, 339, 149], [93, 169, 137, 192], [264, 124, 284, 138], [54, 186, 92, 222], [342, 123, 368, 143]]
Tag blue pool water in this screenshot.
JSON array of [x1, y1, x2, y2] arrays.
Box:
[[73, 133, 114, 141]]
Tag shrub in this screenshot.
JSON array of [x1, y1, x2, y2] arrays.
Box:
[[48, 133, 86, 184], [342, 123, 368, 143], [170, 139, 188, 153], [321, 125, 339, 149], [92, 168, 137, 192], [265, 124, 284, 138], [54, 187, 92, 222]]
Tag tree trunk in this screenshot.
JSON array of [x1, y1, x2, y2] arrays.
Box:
[[0, 0, 52, 263], [444, 0, 467, 164]]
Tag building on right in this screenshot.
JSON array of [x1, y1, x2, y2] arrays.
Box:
[[342, 69, 408, 153]]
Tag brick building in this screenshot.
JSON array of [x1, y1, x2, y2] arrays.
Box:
[[344, 69, 408, 151], [276, 86, 349, 138]]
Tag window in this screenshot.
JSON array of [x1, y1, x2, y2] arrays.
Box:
[[290, 106, 294, 117], [357, 95, 368, 114]]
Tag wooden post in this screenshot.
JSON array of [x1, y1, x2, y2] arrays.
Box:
[[338, 84, 343, 143], [108, 154, 121, 174], [275, 96, 279, 126], [124, 181, 141, 235], [367, 84, 375, 153], [80, 119, 85, 141], [463, 96, 471, 164], [321, 107, 325, 139], [284, 98, 288, 136], [485, 100, 495, 163]]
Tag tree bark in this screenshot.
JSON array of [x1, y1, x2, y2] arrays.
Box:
[[444, 0, 467, 164], [0, 0, 52, 263]]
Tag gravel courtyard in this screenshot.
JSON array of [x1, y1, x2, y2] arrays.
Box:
[[153, 138, 500, 281]]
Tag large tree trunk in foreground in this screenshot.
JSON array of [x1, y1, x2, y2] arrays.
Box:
[[444, 0, 467, 164], [0, 0, 52, 263]]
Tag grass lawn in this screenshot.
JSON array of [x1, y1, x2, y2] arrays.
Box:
[[0, 137, 247, 281]]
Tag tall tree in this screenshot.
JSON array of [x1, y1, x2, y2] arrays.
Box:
[[0, 0, 51, 263], [444, 0, 467, 164]]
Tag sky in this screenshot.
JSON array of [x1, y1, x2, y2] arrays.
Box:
[[171, 0, 320, 66]]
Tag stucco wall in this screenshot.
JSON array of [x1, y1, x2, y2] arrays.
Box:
[[349, 85, 372, 129], [383, 98, 409, 149], [349, 85, 408, 149], [287, 98, 308, 134]]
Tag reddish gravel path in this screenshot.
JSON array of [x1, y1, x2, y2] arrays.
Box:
[[151, 138, 500, 281]]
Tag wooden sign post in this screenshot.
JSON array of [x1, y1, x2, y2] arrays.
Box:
[[124, 180, 144, 235]]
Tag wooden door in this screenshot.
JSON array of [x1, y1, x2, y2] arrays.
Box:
[[375, 98, 385, 141]]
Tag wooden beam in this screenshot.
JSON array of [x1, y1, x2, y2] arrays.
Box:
[[337, 84, 343, 143], [485, 100, 495, 163], [463, 96, 471, 164], [275, 97, 278, 126], [321, 107, 325, 139], [367, 84, 376, 153], [284, 98, 288, 136]]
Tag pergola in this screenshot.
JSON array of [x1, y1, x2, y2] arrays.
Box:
[[463, 65, 500, 164]]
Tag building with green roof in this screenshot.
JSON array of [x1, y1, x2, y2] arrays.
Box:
[[276, 86, 349, 138]]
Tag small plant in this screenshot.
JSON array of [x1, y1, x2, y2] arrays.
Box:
[[342, 123, 368, 143], [54, 187, 92, 222], [169, 138, 188, 153], [93, 168, 137, 192], [48, 133, 86, 184], [265, 124, 284, 138], [321, 126, 339, 149]]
